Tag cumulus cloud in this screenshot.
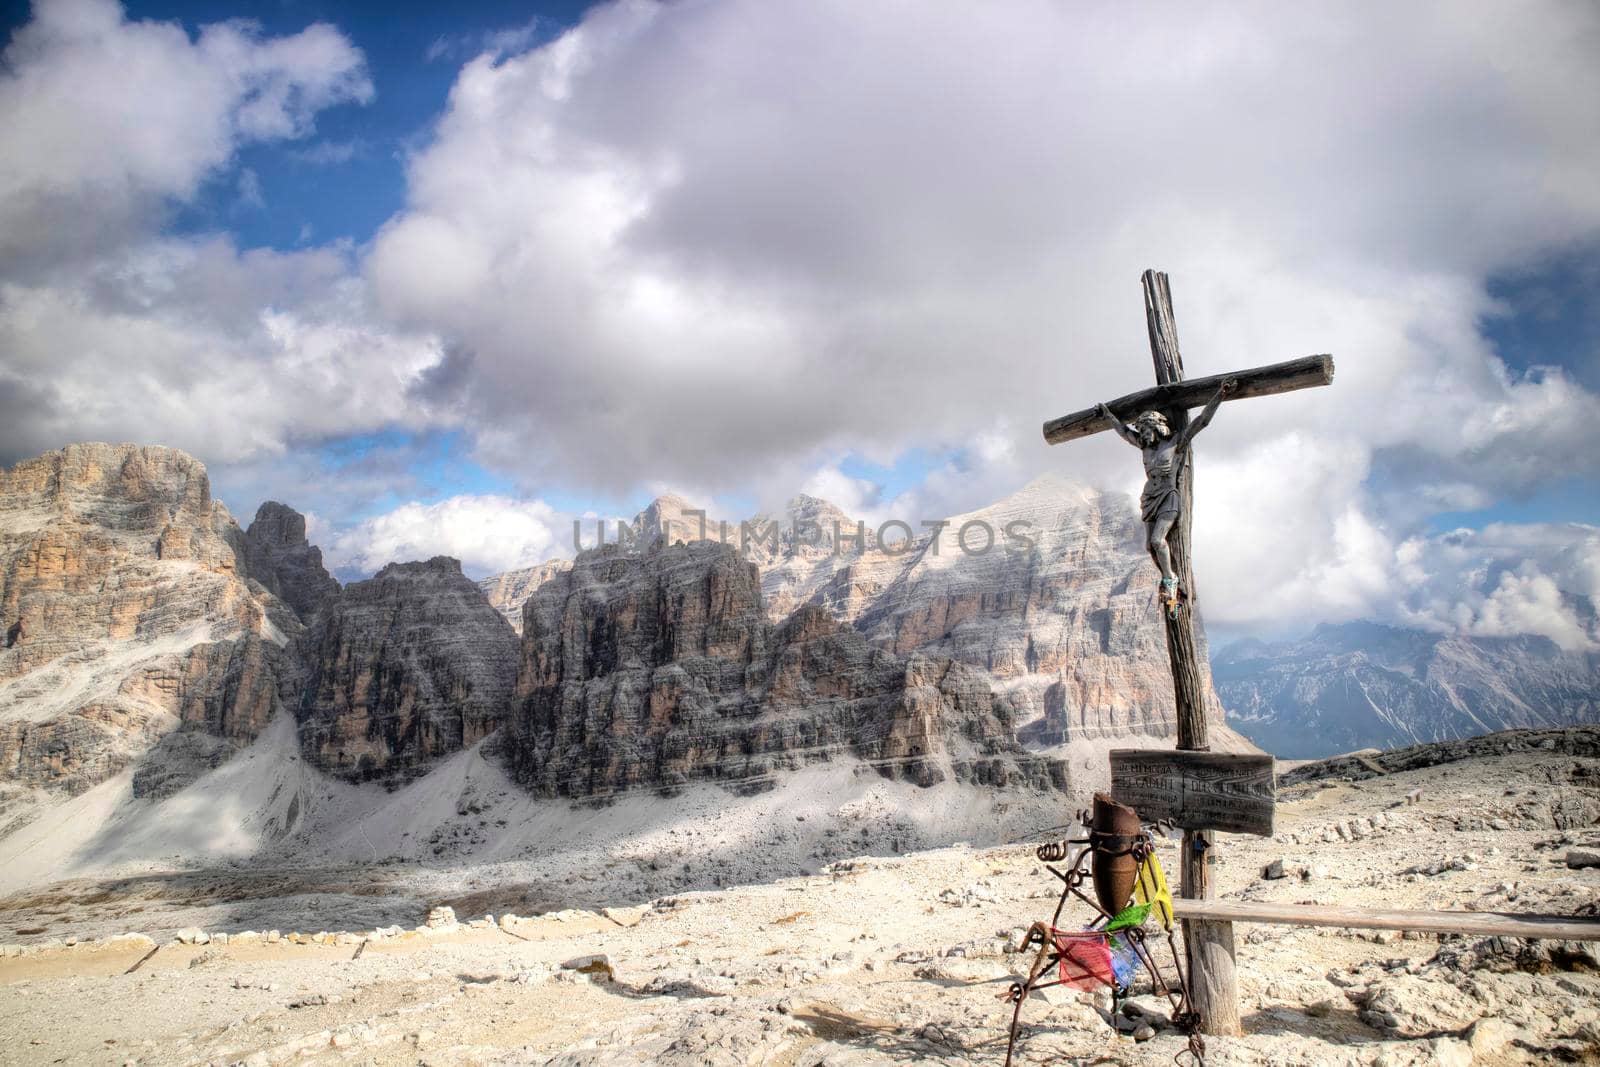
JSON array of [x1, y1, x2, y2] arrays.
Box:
[[0, 236, 445, 466], [0, 0, 371, 273], [362, 0, 1600, 633], [324, 494, 570, 578], [1394, 523, 1600, 651], [0, 1, 447, 471], [369, 1, 1600, 477], [4, 0, 1599, 646]]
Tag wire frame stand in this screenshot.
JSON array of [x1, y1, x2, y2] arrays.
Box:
[[999, 806, 1205, 1067]]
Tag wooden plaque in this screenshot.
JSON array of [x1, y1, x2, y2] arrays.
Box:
[[1110, 750, 1276, 836]]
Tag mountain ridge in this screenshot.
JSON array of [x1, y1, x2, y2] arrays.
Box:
[[1217, 619, 1599, 757], [6, 440, 1594, 895]]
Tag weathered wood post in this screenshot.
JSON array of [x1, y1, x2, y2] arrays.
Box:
[[1139, 270, 1241, 1036]]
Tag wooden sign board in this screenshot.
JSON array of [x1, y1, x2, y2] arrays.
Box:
[[1110, 750, 1276, 836]]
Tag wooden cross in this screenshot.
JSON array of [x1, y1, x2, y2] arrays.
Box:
[[1040, 270, 1334, 1035]]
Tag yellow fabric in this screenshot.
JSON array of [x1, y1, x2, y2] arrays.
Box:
[[1134, 853, 1173, 931]]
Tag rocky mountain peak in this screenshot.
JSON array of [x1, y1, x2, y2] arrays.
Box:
[[299, 553, 518, 783], [509, 537, 1063, 797], [834, 476, 1236, 745], [372, 555, 469, 581], [0, 442, 295, 797], [10, 442, 215, 526], [243, 501, 339, 622], [784, 493, 859, 526], [634, 493, 719, 545], [742, 495, 874, 618], [247, 501, 309, 545], [1218, 621, 1600, 758], [477, 558, 573, 633], [481, 476, 1242, 753]]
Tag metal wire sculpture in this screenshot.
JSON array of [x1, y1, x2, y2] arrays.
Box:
[[999, 794, 1206, 1067]]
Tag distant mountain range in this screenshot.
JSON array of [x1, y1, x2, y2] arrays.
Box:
[[1215, 621, 1599, 758], [4, 440, 1594, 894]]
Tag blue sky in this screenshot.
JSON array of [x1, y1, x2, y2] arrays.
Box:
[[2, 0, 1598, 647]]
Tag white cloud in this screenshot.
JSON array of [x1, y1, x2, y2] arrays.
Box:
[[0, 236, 445, 466], [3, 0, 1599, 650], [798, 466, 879, 522], [0, 0, 371, 273], [325, 495, 568, 578], [236, 167, 264, 208], [363, 0, 1600, 635], [423, 16, 544, 64], [1468, 569, 1588, 650], [1393, 523, 1600, 651], [287, 140, 361, 166], [0, 1, 447, 472]]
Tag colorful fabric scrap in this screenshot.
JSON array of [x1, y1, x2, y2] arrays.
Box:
[[1104, 902, 1152, 933], [1108, 934, 1142, 990], [1134, 853, 1174, 931], [1049, 930, 1115, 989]]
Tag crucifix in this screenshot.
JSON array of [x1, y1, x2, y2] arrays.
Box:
[[1040, 270, 1334, 1036]]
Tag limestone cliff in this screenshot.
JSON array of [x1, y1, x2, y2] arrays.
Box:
[[299, 556, 518, 783], [0, 443, 299, 797], [483, 479, 1242, 752], [477, 495, 721, 634], [800, 477, 1236, 746], [477, 559, 572, 634], [744, 494, 878, 622], [242, 502, 340, 621], [481, 494, 874, 635], [509, 541, 1065, 797], [2, 443, 1235, 808]]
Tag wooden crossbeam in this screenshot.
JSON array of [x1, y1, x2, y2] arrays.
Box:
[[1170, 899, 1600, 941], [1041, 353, 1334, 445]]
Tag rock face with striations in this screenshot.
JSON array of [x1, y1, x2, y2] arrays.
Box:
[[0, 443, 299, 797], [300, 556, 518, 782], [478, 494, 719, 634], [744, 494, 878, 622], [242, 502, 339, 621], [483, 477, 1247, 755], [478, 559, 572, 635], [509, 541, 1065, 796], [769, 477, 1241, 747]]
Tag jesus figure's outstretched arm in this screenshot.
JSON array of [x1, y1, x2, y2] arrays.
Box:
[[1175, 378, 1238, 449], [1096, 403, 1144, 447]]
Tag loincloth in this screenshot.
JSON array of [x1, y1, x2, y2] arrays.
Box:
[[1140, 480, 1179, 523]]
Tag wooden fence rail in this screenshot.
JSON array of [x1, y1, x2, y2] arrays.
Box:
[[1171, 899, 1600, 942]]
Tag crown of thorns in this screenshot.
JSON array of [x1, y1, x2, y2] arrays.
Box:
[[1133, 410, 1170, 435]]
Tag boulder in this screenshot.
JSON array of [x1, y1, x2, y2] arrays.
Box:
[[1564, 849, 1600, 870]]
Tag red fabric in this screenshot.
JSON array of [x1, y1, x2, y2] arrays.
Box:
[[1050, 929, 1114, 989]]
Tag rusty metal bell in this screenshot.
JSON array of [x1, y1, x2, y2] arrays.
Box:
[[1089, 793, 1141, 916]]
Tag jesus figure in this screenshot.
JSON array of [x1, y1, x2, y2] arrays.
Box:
[[1098, 378, 1236, 607]]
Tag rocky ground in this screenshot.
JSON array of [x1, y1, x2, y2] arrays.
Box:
[[1, 736, 1598, 1067]]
